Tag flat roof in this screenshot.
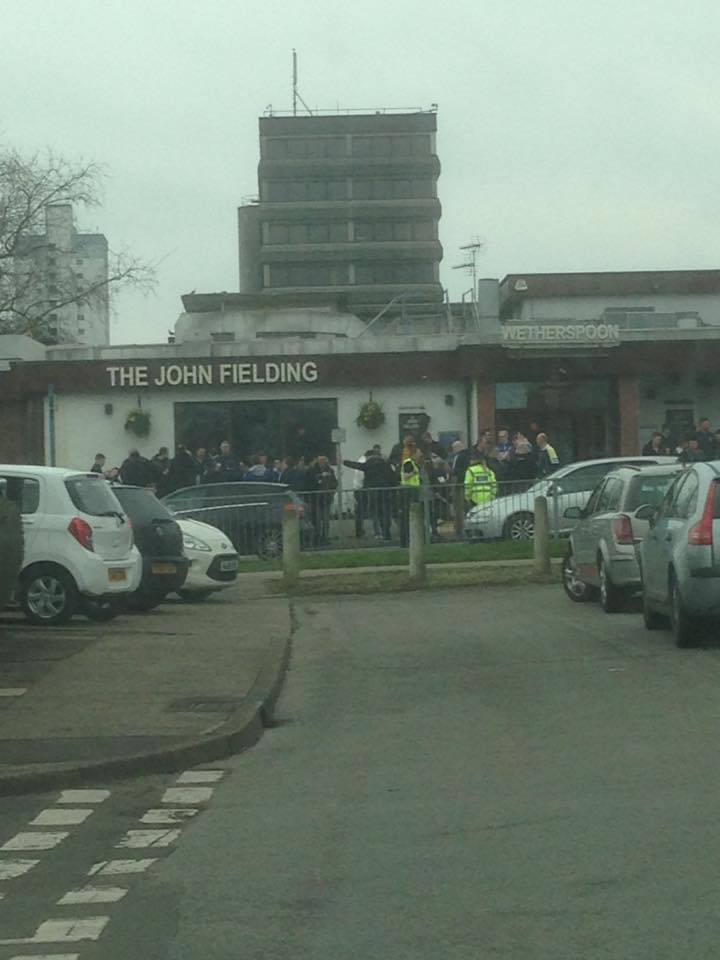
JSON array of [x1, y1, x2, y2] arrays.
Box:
[[500, 269, 720, 306]]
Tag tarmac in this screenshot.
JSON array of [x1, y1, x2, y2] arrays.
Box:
[[0, 581, 292, 797]]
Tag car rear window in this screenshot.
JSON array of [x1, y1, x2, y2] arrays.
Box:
[[626, 473, 679, 512], [65, 476, 124, 517], [112, 486, 174, 524]]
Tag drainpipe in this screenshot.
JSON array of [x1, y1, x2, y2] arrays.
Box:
[[47, 384, 56, 466]]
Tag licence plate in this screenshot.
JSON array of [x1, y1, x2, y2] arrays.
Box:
[[220, 560, 238, 572], [108, 568, 127, 583], [151, 562, 176, 575]]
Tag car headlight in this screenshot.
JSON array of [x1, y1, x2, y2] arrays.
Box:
[[183, 533, 212, 552], [467, 505, 493, 519]]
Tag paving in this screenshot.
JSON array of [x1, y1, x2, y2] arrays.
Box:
[[0, 584, 292, 796]]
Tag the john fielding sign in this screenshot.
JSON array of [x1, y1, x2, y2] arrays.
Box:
[[107, 360, 319, 388]]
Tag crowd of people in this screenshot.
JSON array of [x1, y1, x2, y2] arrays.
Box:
[[88, 417, 719, 546], [87, 426, 563, 546], [642, 417, 720, 464]]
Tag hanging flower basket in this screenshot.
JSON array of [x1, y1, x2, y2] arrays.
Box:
[[124, 408, 151, 438], [356, 400, 386, 430]]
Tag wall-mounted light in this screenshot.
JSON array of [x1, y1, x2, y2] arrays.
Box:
[[444, 394, 454, 406], [104, 403, 113, 416]]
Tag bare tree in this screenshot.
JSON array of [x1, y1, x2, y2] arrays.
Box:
[[0, 146, 155, 342]]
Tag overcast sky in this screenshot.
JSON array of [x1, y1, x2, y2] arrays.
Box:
[[2, 0, 719, 344]]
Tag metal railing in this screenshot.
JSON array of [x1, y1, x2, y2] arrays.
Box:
[[167, 478, 574, 558]]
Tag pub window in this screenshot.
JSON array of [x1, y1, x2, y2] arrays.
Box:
[[391, 136, 412, 156]]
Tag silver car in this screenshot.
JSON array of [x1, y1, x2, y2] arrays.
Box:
[[640, 462, 720, 647], [464, 456, 677, 541], [562, 464, 683, 612]]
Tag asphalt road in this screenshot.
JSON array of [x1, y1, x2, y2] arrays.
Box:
[[3, 583, 720, 958]]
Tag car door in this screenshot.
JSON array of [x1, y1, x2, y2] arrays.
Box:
[[0, 473, 43, 562], [643, 472, 698, 603], [572, 478, 609, 580], [589, 476, 625, 578]]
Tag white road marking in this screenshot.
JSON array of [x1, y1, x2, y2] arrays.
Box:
[[56, 790, 110, 804], [0, 688, 27, 697], [87, 859, 157, 876], [31, 809, 94, 827], [58, 885, 127, 905], [115, 829, 180, 849], [0, 916, 109, 943], [176, 770, 225, 784], [1, 832, 69, 851], [0, 858, 40, 879], [162, 786, 214, 805], [9, 955, 79, 960], [140, 807, 199, 825]]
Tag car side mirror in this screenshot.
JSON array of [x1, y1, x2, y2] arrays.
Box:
[[634, 503, 656, 523], [563, 506, 583, 520]]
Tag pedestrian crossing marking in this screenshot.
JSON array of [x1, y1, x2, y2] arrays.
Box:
[[88, 859, 157, 876], [0, 915, 109, 943], [115, 829, 181, 849], [56, 790, 110, 804], [58, 885, 128, 905], [0, 859, 40, 879], [162, 786, 214, 804], [176, 770, 225, 784], [1, 832, 69, 851], [31, 809, 94, 827]]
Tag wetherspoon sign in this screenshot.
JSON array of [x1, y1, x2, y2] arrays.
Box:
[[502, 322, 620, 347], [106, 360, 319, 388]]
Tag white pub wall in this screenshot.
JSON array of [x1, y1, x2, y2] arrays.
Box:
[[49, 381, 467, 472]]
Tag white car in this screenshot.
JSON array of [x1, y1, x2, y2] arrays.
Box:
[[175, 517, 239, 601], [464, 456, 678, 541], [0, 465, 142, 625]]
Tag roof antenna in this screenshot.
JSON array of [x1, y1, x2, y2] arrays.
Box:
[[292, 49, 313, 116]]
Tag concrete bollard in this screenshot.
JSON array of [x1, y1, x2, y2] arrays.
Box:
[[408, 501, 426, 586], [533, 495, 552, 577], [282, 504, 301, 591]]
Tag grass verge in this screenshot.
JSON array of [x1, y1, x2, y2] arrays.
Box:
[[239, 538, 567, 574], [263, 560, 562, 597]]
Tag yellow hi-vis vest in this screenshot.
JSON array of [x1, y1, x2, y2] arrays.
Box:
[[464, 463, 497, 505], [400, 457, 421, 487]]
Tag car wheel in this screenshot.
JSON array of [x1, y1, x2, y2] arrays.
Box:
[[562, 553, 594, 603], [642, 590, 665, 631], [81, 597, 120, 622], [257, 528, 283, 560], [598, 557, 626, 613], [504, 512, 535, 541], [670, 574, 699, 648], [178, 589, 212, 603], [19, 565, 78, 626]]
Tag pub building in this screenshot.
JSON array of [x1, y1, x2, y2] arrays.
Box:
[[1, 270, 720, 473]]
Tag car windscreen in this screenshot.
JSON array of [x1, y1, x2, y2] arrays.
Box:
[[65, 475, 124, 517], [112, 486, 175, 524], [626, 473, 679, 511]]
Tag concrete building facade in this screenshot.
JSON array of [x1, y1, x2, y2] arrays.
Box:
[[237, 110, 443, 317], [13, 204, 109, 347]]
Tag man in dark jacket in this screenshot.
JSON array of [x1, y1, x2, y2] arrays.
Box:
[[305, 455, 337, 545], [344, 452, 397, 541], [166, 446, 197, 493], [120, 449, 154, 487]]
